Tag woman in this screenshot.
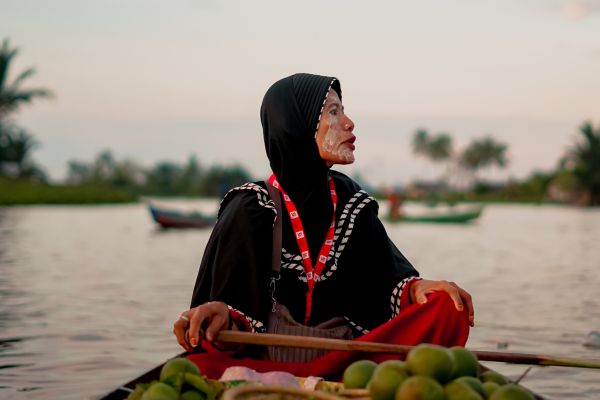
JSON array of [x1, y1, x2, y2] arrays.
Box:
[[173, 73, 473, 377]]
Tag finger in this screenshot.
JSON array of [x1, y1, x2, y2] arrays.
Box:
[[205, 313, 228, 342], [445, 285, 464, 312], [459, 288, 475, 326], [188, 310, 206, 348], [173, 319, 192, 352], [414, 287, 429, 304]]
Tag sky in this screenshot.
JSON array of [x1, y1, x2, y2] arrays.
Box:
[[1, 0, 599, 186]]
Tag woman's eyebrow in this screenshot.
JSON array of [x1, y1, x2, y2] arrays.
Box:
[[327, 101, 342, 110]]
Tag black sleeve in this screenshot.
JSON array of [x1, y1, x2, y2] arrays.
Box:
[[190, 190, 274, 326]]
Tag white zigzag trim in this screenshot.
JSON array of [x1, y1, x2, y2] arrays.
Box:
[[218, 182, 277, 225], [344, 316, 370, 335], [285, 191, 375, 283], [228, 305, 266, 333], [390, 276, 422, 318]]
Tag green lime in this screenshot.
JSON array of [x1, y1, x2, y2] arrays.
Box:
[[180, 390, 205, 400], [444, 380, 483, 400], [343, 359, 378, 389], [489, 384, 535, 400], [478, 370, 508, 386], [396, 376, 444, 400], [483, 381, 499, 397], [367, 360, 409, 400], [449, 347, 479, 378], [406, 344, 456, 383], [140, 382, 179, 400], [453, 376, 486, 398], [160, 358, 201, 382]]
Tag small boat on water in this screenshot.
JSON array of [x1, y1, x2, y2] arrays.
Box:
[[148, 205, 216, 229], [387, 205, 483, 224], [99, 354, 545, 400]]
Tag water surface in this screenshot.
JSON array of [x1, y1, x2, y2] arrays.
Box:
[[0, 202, 599, 399]]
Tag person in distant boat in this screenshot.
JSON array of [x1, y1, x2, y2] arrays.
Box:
[[387, 190, 405, 219], [173, 73, 474, 377]]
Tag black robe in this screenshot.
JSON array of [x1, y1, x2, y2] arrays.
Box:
[[191, 73, 418, 335]]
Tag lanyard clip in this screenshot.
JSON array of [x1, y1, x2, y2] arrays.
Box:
[[269, 274, 280, 312]]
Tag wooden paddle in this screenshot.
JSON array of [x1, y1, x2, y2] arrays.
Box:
[[216, 330, 600, 370]]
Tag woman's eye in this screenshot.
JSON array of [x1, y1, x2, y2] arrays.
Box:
[[329, 109, 338, 116]]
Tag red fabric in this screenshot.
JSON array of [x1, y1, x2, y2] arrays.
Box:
[[187, 292, 469, 380]]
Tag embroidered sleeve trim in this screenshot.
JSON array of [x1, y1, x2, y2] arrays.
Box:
[[344, 316, 370, 336], [227, 305, 266, 333], [390, 276, 422, 318]]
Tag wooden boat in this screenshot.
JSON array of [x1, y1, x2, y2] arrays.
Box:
[[388, 205, 483, 224], [99, 353, 545, 400], [148, 205, 216, 229]]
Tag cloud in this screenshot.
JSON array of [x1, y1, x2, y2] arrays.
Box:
[[562, 0, 600, 20]]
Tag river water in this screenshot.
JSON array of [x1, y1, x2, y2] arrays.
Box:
[[0, 201, 599, 399]]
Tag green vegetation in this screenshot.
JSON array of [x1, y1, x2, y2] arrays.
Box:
[[0, 177, 136, 205], [0, 38, 52, 180], [67, 150, 253, 198], [408, 124, 600, 206]]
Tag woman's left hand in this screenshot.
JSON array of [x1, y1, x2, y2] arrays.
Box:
[[410, 279, 475, 327]]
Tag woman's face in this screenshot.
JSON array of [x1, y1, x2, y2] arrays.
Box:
[[315, 90, 356, 167]]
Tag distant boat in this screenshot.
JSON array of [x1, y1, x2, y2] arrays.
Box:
[[148, 205, 216, 229], [387, 205, 483, 224]]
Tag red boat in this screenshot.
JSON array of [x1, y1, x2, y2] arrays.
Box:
[[148, 205, 216, 229]]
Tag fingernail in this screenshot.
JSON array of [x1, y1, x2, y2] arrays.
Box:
[[457, 305, 464, 311], [190, 337, 197, 347]]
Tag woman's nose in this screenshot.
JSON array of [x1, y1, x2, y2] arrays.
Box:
[[344, 116, 355, 132]]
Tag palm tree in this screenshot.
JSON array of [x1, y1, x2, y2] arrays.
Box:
[[0, 121, 39, 177], [460, 136, 508, 173], [412, 129, 453, 162], [0, 38, 53, 119], [568, 121, 600, 205]]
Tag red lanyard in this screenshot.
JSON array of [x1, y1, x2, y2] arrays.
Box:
[[269, 174, 337, 324]]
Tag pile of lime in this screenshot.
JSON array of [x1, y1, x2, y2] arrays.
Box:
[[127, 358, 223, 400], [342, 345, 535, 400]]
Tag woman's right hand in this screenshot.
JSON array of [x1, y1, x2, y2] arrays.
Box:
[[173, 301, 230, 352]]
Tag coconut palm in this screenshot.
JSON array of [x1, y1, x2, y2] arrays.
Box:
[[412, 129, 453, 162], [569, 121, 600, 205], [0, 38, 53, 118], [0, 121, 39, 177], [460, 136, 508, 172]]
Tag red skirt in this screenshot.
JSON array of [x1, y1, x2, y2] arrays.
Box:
[[187, 292, 470, 380]]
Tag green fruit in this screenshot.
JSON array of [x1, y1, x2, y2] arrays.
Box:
[[140, 382, 179, 400], [343, 359, 378, 389], [406, 344, 456, 383], [184, 373, 216, 399], [180, 390, 206, 400], [159, 358, 201, 382], [127, 384, 148, 400], [396, 376, 444, 400], [482, 381, 499, 397], [444, 381, 483, 400], [489, 384, 535, 400], [449, 347, 479, 378], [367, 360, 409, 400], [453, 377, 486, 398], [478, 370, 508, 386]]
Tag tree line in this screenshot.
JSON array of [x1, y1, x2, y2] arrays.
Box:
[[66, 150, 253, 197], [1, 37, 599, 205], [411, 122, 600, 205]]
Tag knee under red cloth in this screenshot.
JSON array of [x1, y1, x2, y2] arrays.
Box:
[[186, 292, 470, 380]]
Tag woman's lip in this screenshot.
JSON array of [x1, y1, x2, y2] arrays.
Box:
[[344, 142, 356, 150]]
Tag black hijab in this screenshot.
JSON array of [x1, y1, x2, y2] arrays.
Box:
[[261, 73, 342, 259]]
